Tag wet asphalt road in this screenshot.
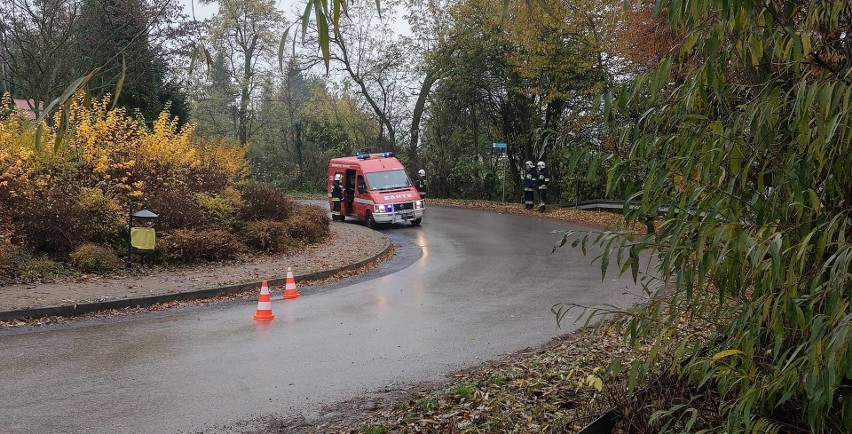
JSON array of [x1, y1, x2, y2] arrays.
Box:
[[0, 206, 649, 433]]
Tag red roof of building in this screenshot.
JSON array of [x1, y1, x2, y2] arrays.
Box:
[[11, 99, 44, 120]]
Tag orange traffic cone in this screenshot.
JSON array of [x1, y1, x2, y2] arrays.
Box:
[[252, 280, 276, 320], [283, 267, 301, 299]]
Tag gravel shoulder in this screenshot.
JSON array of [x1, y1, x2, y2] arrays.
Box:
[[0, 222, 388, 317]]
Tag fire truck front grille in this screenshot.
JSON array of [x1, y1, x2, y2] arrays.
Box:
[[393, 202, 414, 211]]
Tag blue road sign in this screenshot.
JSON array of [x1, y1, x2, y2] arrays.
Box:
[[492, 142, 507, 149]]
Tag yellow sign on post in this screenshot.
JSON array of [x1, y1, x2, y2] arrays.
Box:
[[130, 227, 156, 250]]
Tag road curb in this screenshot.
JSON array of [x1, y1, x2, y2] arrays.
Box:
[[0, 238, 392, 322]]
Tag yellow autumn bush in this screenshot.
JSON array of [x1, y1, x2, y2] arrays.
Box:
[[0, 93, 248, 252]]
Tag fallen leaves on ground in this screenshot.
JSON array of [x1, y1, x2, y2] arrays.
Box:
[[256, 326, 654, 434], [428, 199, 646, 233]]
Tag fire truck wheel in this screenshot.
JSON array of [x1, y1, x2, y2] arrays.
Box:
[[411, 218, 422, 226], [366, 212, 377, 229]]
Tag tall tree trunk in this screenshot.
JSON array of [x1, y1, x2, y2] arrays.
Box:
[[407, 71, 437, 171], [238, 61, 249, 145], [238, 36, 257, 146], [294, 123, 303, 166], [238, 88, 248, 145]]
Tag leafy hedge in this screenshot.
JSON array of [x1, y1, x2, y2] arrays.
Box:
[[69, 244, 122, 273], [162, 229, 245, 264], [286, 205, 330, 244], [0, 94, 330, 280], [242, 220, 293, 253], [0, 237, 65, 283], [239, 186, 296, 221], [559, 2, 852, 432]]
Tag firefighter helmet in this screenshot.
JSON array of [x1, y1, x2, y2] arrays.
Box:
[[537, 161, 545, 169], [525, 161, 534, 169], [418, 169, 426, 177], [334, 173, 342, 181]]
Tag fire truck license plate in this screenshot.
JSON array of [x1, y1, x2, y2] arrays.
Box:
[[401, 210, 414, 219]]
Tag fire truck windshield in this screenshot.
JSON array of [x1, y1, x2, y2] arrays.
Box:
[[365, 170, 412, 191]]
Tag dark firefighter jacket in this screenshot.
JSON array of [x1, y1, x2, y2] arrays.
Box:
[[523, 168, 538, 190], [537, 168, 550, 189], [331, 180, 343, 202]]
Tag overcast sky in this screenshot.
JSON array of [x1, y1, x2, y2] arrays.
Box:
[[177, 0, 306, 22], [176, 0, 409, 36], [173, 0, 413, 85]]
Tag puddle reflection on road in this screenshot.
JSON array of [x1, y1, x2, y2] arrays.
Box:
[[254, 318, 273, 339]]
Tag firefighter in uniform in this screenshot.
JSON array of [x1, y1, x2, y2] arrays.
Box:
[[523, 161, 538, 210], [330, 173, 343, 221], [536, 161, 550, 212], [416, 169, 427, 197]]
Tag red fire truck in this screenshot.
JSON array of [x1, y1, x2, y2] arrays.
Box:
[[327, 152, 425, 228]]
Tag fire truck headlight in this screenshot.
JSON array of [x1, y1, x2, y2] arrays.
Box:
[[374, 205, 383, 213], [414, 200, 424, 209]]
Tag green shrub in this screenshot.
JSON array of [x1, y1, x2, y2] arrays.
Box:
[[0, 237, 18, 277], [242, 220, 293, 253], [583, 1, 852, 430], [17, 257, 65, 282], [69, 243, 122, 273], [74, 188, 124, 245], [286, 205, 330, 244], [163, 229, 245, 264], [0, 238, 65, 282], [239, 186, 294, 221], [195, 192, 237, 230]]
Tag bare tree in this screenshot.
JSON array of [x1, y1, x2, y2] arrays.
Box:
[[318, 0, 446, 167], [0, 0, 82, 116], [327, 2, 407, 152], [205, 0, 284, 145]]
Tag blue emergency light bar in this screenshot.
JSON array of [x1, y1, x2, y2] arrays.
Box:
[[356, 151, 395, 160]]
